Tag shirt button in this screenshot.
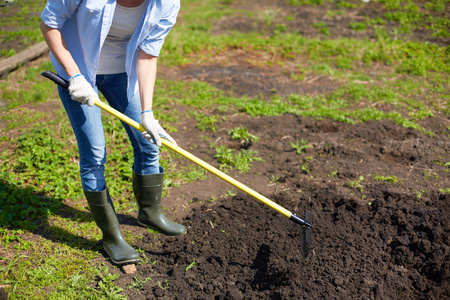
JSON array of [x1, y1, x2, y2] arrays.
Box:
[[90, 10, 94, 13]]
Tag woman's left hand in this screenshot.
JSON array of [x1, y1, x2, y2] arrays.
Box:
[[141, 111, 177, 147]]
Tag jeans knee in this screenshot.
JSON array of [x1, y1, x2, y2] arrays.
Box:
[[80, 163, 106, 191], [133, 142, 159, 174]]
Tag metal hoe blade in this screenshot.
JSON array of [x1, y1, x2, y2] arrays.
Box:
[[303, 210, 312, 260]]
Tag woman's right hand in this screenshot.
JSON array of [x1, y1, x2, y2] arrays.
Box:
[[68, 74, 96, 107]]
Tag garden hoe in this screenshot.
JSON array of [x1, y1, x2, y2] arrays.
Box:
[[42, 71, 312, 260]]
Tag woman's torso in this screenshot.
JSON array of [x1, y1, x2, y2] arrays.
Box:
[[97, 0, 148, 74]]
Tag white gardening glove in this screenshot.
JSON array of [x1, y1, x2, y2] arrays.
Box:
[[141, 110, 177, 147], [68, 74, 96, 107]]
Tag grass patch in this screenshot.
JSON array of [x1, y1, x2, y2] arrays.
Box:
[[163, 26, 449, 75], [155, 75, 445, 135], [214, 145, 264, 173], [0, 0, 47, 57], [196, 113, 222, 132], [0, 231, 101, 298], [0, 61, 56, 109]]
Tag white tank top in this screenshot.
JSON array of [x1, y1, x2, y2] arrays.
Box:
[[97, 0, 147, 74]]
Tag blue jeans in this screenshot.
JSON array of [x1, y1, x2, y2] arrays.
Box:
[[58, 73, 160, 192]]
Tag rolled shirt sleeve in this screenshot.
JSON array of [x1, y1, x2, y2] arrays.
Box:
[[138, 1, 180, 57], [41, 0, 81, 29]]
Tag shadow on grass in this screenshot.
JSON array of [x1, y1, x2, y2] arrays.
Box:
[[0, 175, 137, 252]]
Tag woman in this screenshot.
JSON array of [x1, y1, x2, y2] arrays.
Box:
[[40, 0, 185, 265]]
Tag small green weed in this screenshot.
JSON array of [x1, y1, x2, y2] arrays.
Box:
[[423, 170, 439, 180], [157, 280, 169, 290], [301, 162, 311, 174], [223, 190, 236, 197], [347, 175, 365, 193], [433, 160, 450, 167], [228, 126, 259, 142], [127, 276, 152, 290], [270, 175, 280, 183], [373, 174, 399, 183], [184, 259, 197, 271], [290, 139, 312, 154], [95, 265, 125, 299], [328, 169, 338, 177], [416, 190, 427, 198], [261, 8, 281, 26]]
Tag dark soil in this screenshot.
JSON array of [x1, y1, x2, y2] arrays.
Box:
[[113, 113, 449, 299]]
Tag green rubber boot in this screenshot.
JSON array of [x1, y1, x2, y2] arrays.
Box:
[[85, 189, 140, 265], [133, 167, 186, 236]]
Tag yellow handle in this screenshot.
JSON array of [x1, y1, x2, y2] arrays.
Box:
[[94, 98, 292, 218], [42, 70, 309, 226]]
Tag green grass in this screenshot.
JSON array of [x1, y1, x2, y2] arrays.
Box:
[[196, 113, 222, 132], [155, 76, 445, 134], [289, 0, 326, 6], [1, 228, 102, 298], [213, 145, 264, 173], [163, 29, 449, 77], [1, 65, 56, 109], [0, 0, 47, 57], [0, 60, 57, 129], [313, 22, 331, 36]]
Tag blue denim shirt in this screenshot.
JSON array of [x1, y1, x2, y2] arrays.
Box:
[[41, 0, 180, 99]]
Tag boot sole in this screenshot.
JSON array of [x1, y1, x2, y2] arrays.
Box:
[[103, 245, 140, 265], [137, 220, 186, 236]]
